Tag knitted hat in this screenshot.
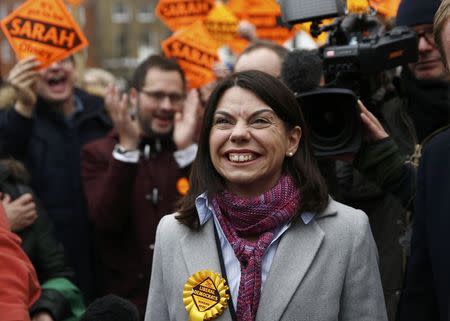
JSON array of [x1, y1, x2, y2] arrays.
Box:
[[396, 0, 441, 27]]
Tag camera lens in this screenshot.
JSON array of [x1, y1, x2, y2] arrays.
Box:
[[297, 88, 362, 157]]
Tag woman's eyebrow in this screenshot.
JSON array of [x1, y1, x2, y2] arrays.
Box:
[[214, 108, 275, 118]]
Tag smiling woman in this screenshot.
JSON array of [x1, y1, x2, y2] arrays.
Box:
[[144, 70, 388, 321], [208, 86, 302, 197]]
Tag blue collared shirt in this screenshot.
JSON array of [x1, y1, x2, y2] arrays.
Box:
[[195, 192, 315, 309]]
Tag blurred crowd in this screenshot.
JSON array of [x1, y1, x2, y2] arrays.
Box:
[[0, 0, 449, 320]]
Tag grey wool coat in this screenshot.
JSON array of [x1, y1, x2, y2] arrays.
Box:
[[144, 198, 388, 321]]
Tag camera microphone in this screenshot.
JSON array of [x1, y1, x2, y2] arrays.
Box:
[[281, 49, 324, 94]]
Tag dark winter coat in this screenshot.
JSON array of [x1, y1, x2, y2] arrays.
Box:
[[81, 131, 190, 317], [398, 128, 450, 321], [0, 88, 112, 301], [0, 162, 83, 320]]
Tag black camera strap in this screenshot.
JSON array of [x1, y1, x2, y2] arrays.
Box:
[[213, 225, 238, 321]]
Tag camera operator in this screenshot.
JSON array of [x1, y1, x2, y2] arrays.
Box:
[[351, 0, 449, 193], [282, 49, 411, 320], [355, 0, 449, 180], [280, 0, 448, 319]]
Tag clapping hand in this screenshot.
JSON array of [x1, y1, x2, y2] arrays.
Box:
[[173, 89, 202, 150], [105, 85, 141, 150]]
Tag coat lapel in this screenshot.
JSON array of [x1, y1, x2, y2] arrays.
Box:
[[180, 218, 222, 276], [180, 219, 233, 321], [256, 201, 337, 321]]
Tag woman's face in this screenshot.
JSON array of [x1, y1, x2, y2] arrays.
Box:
[[209, 86, 301, 197]]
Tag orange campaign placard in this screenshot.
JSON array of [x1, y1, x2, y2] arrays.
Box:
[[227, 0, 294, 45], [205, 2, 239, 45], [156, 0, 215, 31], [162, 20, 220, 88], [369, 0, 401, 18], [347, 0, 370, 13], [0, 0, 88, 68]]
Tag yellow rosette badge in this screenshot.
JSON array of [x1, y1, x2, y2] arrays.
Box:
[[183, 270, 230, 321]]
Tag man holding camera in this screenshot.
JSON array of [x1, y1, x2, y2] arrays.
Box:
[[350, 0, 449, 318]]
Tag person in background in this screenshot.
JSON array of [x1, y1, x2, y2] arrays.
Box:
[[0, 56, 112, 302], [80, 295, 139, 321], [82, 55, 201, 318], [0, 78, 18, 110], [398, 0, 450, 319], [82, 68, 117, 99], [0, 158, 85, 321], [233, 40, 289, 77], [0, 202, 41, 321], [145, 70, 387, 321]]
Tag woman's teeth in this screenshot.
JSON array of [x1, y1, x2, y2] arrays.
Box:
[[228, 153, 255, 162]]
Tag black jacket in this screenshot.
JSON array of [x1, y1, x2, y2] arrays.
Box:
[[398, 128, 450, 321], [0, 88, 112, 301], [0, 162, 80, 320]]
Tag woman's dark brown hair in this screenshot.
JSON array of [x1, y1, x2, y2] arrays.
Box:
[[176, 70, 328, 229]]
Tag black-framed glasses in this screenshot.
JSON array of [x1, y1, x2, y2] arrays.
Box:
[[414, 27, 435, 46], [140, 90, 185, 105]]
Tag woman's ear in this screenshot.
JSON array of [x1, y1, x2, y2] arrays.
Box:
[[286, 126, 302, 156]]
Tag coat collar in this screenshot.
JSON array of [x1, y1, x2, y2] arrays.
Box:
[[179, 198, 337, 321]]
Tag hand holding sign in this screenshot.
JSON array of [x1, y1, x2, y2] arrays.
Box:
[[0, 0, 88, 68], [7, 56, 41, 117]]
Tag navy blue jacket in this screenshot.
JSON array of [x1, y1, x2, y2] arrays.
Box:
[[398, 128, 450, 321], [0, 88, 111, 301]]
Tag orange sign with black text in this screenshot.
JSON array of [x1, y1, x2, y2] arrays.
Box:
[[0, 0, 88, 68], [227, 0, 294, 44], [156, 0, 215, 31], [162, 20, 219, 88]]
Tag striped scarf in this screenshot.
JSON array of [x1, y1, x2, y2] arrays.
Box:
[[211, 175, 301, 321]]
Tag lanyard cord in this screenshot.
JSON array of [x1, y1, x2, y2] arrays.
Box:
[[213, 224, 238, 321]]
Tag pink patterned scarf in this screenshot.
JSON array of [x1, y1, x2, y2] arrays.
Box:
[[211, 175, 301, 321]]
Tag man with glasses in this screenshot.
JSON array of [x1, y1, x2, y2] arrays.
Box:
[[0, 56, 112, 304], [81, 55, 201, 318], [393, 0, 449, 143]]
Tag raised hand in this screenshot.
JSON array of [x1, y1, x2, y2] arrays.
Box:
[[1, 193, 37, 232], [105, 85, 141, 150], [358, 100, 389, 142], [7, 57, 41, 117], [173, 89, 202, 150]]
